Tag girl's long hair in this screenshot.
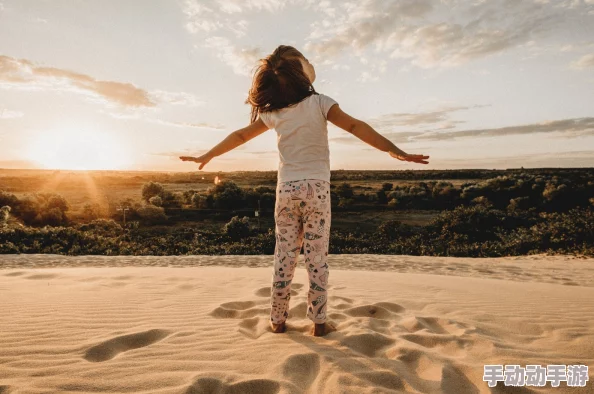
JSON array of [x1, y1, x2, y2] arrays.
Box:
[[245, 45, 318, 124]]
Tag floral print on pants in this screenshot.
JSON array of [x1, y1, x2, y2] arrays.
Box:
[[270, 178, 331, 325]]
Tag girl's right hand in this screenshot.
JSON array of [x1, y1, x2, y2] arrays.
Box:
[[179, 154, 212, 170], [389, 151, 430, 164]]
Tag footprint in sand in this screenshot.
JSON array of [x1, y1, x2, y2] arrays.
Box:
[[343, 302, 406, 320], [209, 300, 269, 320], [339, 333, 395, 357], [24, 273, 60, 280], [277, 353, 320, 391], [388, 346, 444, 381], [214, 283, 315, 338], [400, 316, 469, 336], [399, 332, 471, 357], [3, 272, 26, 277], [254, 282, 303, 297], [83, 329, 171, 362], [185, 375, 280, 394]]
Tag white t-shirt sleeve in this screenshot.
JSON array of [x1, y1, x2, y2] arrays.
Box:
[[319, 94, 338, 119], [258, 111, 275, 129]]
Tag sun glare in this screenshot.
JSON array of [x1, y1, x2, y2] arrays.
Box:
[[28, 127, 130, 170]]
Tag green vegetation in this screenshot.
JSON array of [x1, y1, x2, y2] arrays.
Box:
[[0, 168, 592, 257]]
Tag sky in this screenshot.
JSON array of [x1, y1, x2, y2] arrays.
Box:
[[0, 0, 593, 172]]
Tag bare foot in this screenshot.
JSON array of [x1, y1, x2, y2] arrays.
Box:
[[270, 321, 286, 333], [311, 322, 336, 337]]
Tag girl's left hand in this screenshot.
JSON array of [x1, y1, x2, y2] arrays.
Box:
[[389, 151, 430, 164], [179, 154, 212, 170]]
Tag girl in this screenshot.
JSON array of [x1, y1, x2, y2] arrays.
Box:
[[180, 45, 429, 337]]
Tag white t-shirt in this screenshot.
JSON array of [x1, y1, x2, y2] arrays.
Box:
[[258, 93, 338, 185]]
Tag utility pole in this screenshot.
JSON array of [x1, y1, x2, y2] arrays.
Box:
[[256, 200, 261, 231], [117, 205, 130, 226]]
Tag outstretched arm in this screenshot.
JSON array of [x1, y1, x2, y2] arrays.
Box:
[[180, 118, 269, 170], [327, 104, 429, 164]]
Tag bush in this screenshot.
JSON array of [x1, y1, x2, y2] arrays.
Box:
[[338, 197, 354, 208], [377, 219, 417, 240], [259, 193, 276, 212], [1, 206, 10, 226], [0, 191, 19, 208], [208, 180, 245, 210], [141, 182, 165, 202], [336, 182, 354, 199], [223, 216, 251, 241], [78, 219, 124, 236], [149, 196, 163, 207], [136, 205, 167, 224], [81, 203, 102, 221], [191, 193, 208, 209], [11, 193, 70, 226]]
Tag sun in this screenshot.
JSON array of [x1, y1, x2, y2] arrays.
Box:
[[27, 126, 130, 170]]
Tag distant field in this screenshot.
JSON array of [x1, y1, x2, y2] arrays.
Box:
[[3, 167, 590, 231], [0, 168, 453, 230]]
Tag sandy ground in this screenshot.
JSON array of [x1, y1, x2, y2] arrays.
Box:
[[0, 254, 593, 394]]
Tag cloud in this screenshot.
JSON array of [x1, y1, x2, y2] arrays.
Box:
[[104, 109, 226, 130], [149, 90, 205, 107], [0, 108, 24, 119], [331, 115, 594, 145], [0, 55, 207, 110], [416, 117, 594, 141], [182, 0, 286, 37], [201, 36, 263, 76], [571, 53, 594, 69], [359, 105, 492, 133], [168, 121, 226, 130], [366, 106, 475, 130], [305, 0, 570, 68], [329, 105, 492, 145], [0, 55, 155, 107], [330, 131, 422, 146]]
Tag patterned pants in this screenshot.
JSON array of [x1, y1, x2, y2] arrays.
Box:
[[270, 178, 331, 325]]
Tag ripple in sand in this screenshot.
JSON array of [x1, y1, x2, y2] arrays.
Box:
[[83, 328, 171, 362]]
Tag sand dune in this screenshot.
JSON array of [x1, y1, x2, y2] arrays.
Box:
[[1, 254, 593, 393]]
